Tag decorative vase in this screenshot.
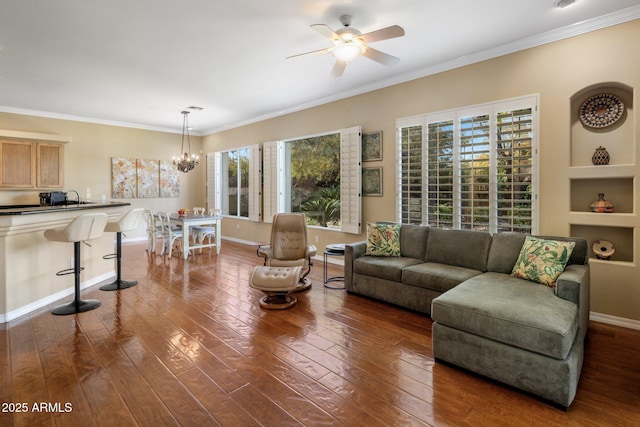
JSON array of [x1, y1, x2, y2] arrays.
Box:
[[590, 193, 614, 213], [591, 146, 610, 165]]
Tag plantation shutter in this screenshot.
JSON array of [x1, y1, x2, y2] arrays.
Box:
[[458, 114, 490, 230], [494, 107, 534, 233], [262, 140, 282, 223], [248, 144, 261, 222], [397, 95, 537, 234], [340, 125, 361, 234], [427, 119, 455, 228], [398, 123, 424, 225], [206, 152, 221, 211]]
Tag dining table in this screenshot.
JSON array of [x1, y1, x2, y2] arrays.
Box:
[[169, 212, 222, 259]]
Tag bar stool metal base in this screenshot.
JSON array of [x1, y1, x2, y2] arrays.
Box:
[[52, 299, 101, 315], [101, 231, 137, 291], [52, 241, 101, 316], [100, 279, 137, 291]]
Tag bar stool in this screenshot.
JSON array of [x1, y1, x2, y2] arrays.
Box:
[[100, 208, 145, 291], [44, 212, 108, 315]]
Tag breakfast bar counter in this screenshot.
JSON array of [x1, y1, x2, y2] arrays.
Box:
[[0, 202, 131, 322]]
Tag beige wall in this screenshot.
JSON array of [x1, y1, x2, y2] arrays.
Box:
[[0, 115, 206, 238], [203, 19, 640, 323]]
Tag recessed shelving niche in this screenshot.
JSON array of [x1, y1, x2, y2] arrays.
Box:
[[570, 225, 634, 263], [570, 83, 634, 167], [569, 81, 636, 266], [570, 177, 633, 213]]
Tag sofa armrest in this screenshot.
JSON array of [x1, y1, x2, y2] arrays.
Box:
[[556, 264, 590, 339], [345, 242, 366, 291]]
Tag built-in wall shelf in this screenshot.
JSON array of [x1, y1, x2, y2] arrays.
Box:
[[589, 258, 637, 268], [570, 224, 634, 263], [569, 177, 634, 213], [568, 212, 636, 227], [568, 164, 635, 179], [569, 82, 636, 265]]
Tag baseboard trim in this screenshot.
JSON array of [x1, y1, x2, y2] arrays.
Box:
[[590, 311, 640, 330], [0, 271, 115, 324]]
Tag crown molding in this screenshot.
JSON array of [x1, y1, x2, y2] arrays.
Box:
[[0, 105, 202, 136], [204, 5, 640, 134]]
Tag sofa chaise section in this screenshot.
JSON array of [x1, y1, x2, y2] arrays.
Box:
[[432, 233, 590, 408]]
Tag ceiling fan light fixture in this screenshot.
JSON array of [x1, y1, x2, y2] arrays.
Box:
[[331, 42, 363, 62]]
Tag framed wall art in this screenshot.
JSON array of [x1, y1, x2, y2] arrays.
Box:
[[160, 160, 180, 198], [111, 157, 179, 199], [362, 167, 382, 196], [136, 158, 160, 198], [362, 130, 382, 162], [111, 157, 136, 198]]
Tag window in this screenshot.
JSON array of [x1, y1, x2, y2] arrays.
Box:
[[222, 149, 249, 217], [207, 145, 260, 221], [397, 96, 538, 234], [285, 132, 341, 227], [263, 126, 361, 233]]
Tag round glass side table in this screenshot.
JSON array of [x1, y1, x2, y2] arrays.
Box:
[[324, 243, 345, 289]]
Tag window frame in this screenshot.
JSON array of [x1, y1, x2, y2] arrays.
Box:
[[207, 144, 261, 221], [396, 95, 539, 234], [262, 126, 362, 234]]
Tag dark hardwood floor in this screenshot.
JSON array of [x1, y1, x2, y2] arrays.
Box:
[[1, 240, 639, 426]]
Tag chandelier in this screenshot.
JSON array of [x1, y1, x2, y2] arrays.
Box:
[[172, 110, 199, 173]]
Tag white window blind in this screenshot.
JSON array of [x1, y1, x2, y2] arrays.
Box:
[[427, 120, 455, 228], [340, 125, 362, 234], [397, 95, 538, 234], [262, 140, 284, 223], [248, 144, 261, 222], [206, 152, 221, 211]]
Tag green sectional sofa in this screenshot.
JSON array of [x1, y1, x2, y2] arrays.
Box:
[[344, 226, 590, 408]]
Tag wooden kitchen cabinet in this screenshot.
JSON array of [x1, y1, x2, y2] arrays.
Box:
[[0, 139, 36, 188], [36, 143, 64, 188], [0, 138, 65, 189]]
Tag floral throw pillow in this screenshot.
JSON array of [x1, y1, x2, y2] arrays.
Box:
[[511, 236, 575, 287], [365, 223, 401, 257]]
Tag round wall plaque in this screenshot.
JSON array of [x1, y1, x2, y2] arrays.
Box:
[[579, 93, 625, 129]]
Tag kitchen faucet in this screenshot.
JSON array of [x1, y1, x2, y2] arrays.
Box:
[[67, 189, 80, 205]]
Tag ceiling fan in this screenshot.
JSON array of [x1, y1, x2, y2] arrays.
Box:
[[287, 15, 405, 77]]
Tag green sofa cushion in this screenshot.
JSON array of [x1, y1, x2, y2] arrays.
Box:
[[402, 262, 482, 293], [425, 228, 492, 271], [354, 256, 423, 282], [400, 224, 429, 260], [431, 272, 578, 360]]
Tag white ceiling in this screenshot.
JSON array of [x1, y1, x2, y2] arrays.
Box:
[[1, 0, 639, 135]]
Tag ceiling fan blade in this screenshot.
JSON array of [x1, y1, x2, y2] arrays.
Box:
[[331, 61, 347, 77], [286, 47, 331, 60], [361, 46, 400, 65], [311, 24, 341, 41], [359, 25, 405, 44]]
